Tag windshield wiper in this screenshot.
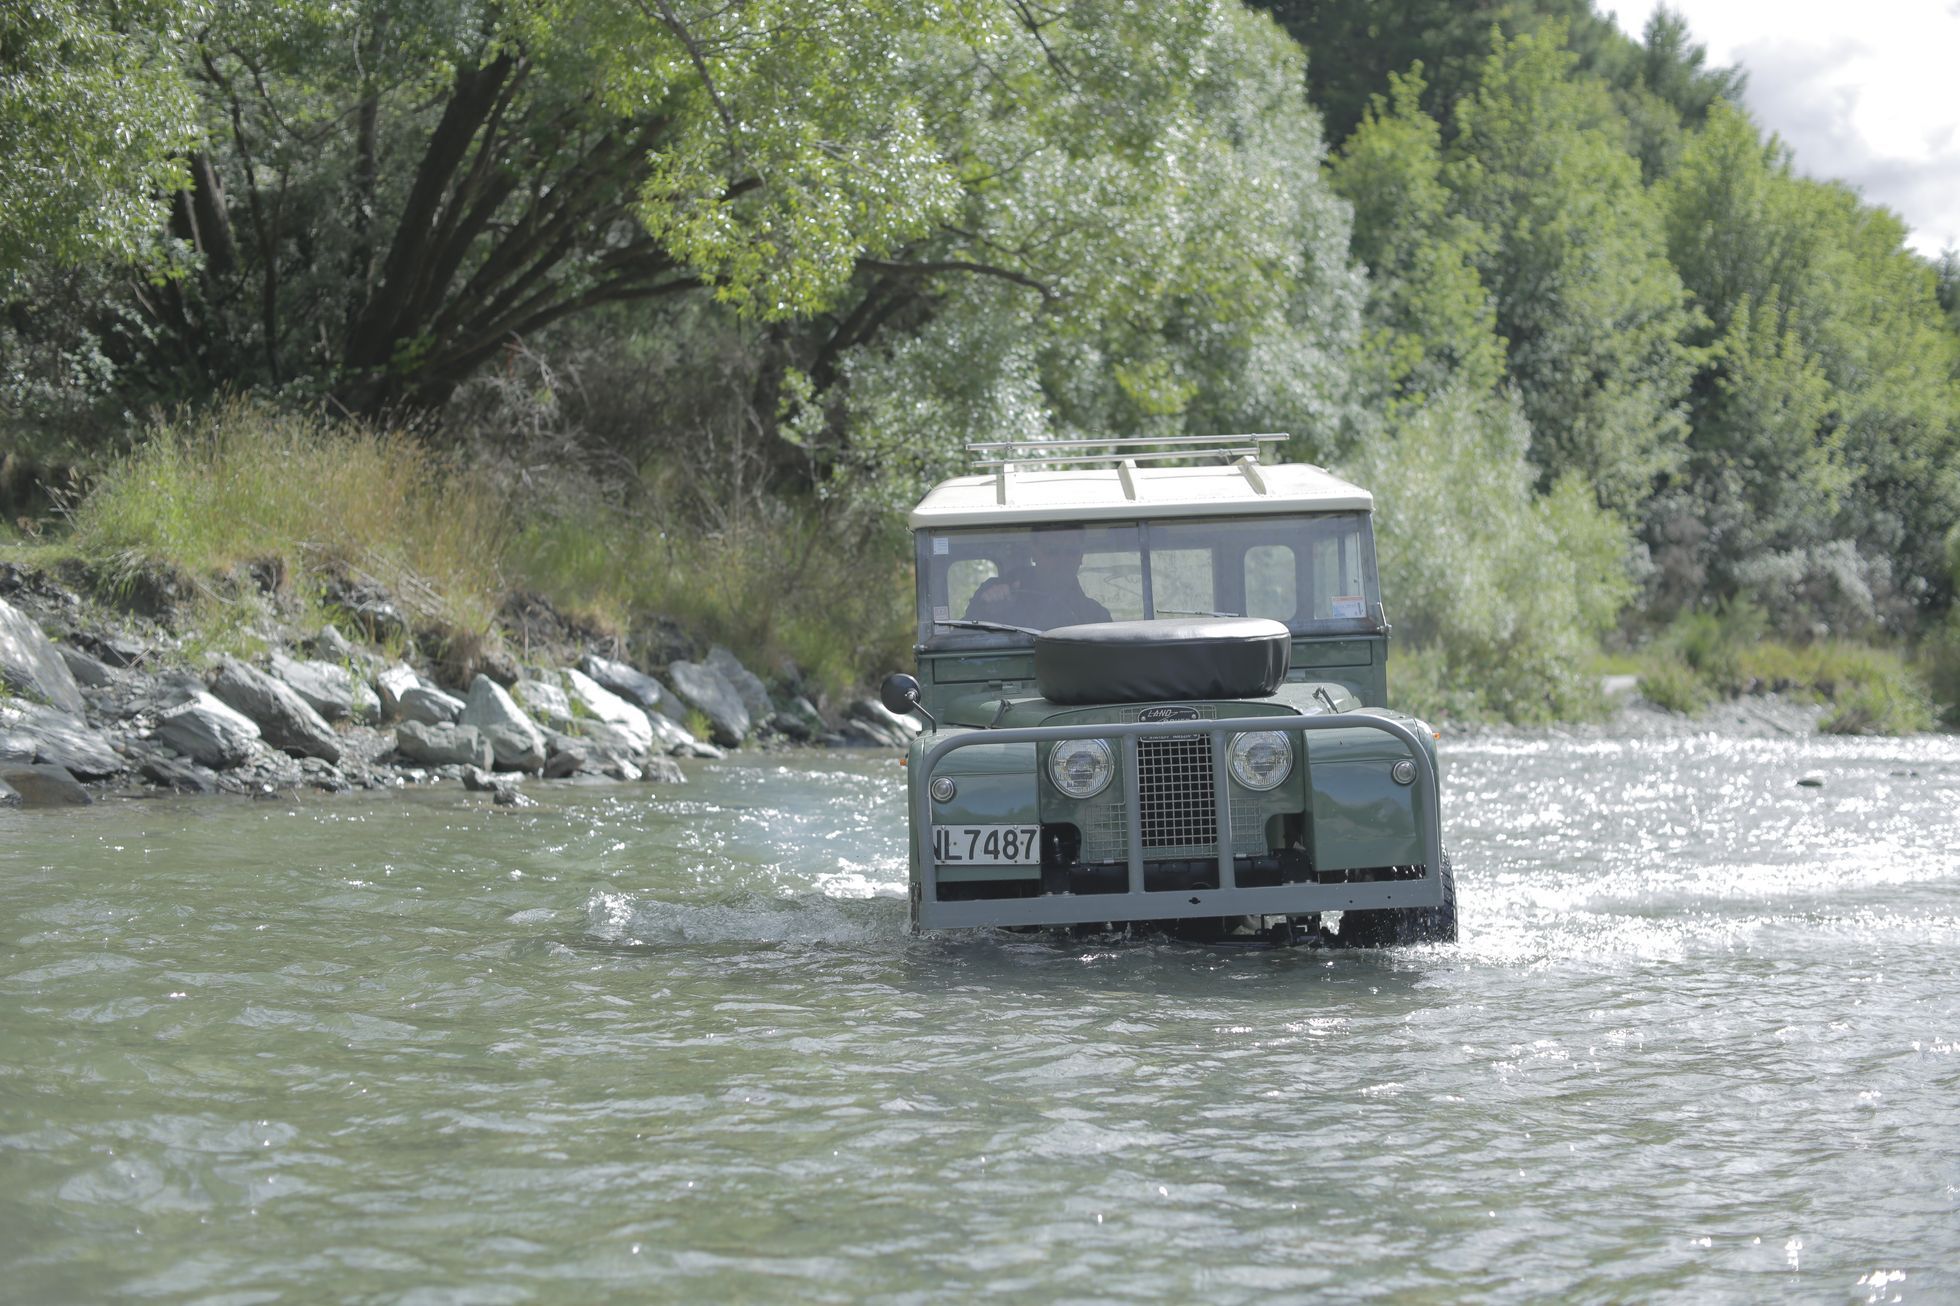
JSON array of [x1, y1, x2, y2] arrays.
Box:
[[1154, 608, 1241, 618], [933, 618, 1040, 636]]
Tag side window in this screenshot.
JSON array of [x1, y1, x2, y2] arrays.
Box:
[[1150, 548, 1215, 616], [1310, 531, 1367, 618], [946, 558, 999, 617], [1244, 544, 1296, 621]]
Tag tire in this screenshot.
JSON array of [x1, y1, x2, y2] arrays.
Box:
[[1034, 616, 1291, 705], [1338, 852, 1458, 947]]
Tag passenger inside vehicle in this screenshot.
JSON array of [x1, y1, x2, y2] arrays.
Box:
[[964, 528, 1113, 628]]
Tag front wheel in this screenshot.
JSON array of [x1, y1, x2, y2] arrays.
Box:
[[1338, 853, 1458, 947]]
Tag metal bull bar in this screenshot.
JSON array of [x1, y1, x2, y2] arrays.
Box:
[[911, 714, 1441, 930]]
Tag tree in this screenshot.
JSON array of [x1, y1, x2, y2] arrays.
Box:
[[1343, 386, 1632, 721], [119, 0, 1323, 432], [1658, 101, 1960, 628], [1330, 66, 1505, 409], [820, 2, 1366, 502], [0, 0, 200, 288], [1445, 24, 1698, 513]]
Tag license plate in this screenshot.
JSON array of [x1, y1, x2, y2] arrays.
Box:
[[931, 824, 1040, 866]]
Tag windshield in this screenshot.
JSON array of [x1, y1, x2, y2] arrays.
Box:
[[915, 514, 1379, 646]]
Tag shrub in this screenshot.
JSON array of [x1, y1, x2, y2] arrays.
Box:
[[1820, 675, 1936, 735], [504, 490, 912, 700], [1636, 656, 1711, 715], [1923, 611, 1960, 728], [1344, 388, 1631, 723]]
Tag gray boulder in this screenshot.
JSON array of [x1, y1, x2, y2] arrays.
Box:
[[577, 719, 647, 760], [461, 765, 517, 793], [0, 700, 124, 777], [642, 709, 702, 756], [459, 675, 546, 772], [374, 663, 425, 722], [667, 660, 749, 746], [57, 645, 118, 689], [580, 654, 678, 716], [86, 634, 150, 669], [852, 698, 923, 744], [563, 667, 654, 755], [133, 750, 221, 794], [542, 731, 592, 779], [0, 727, 30, 763], [0, 598, 86, 715], [155, 693, 261, 769], [311, 624, 360, 662], [479, 723, 545, 772], [268, 651, 358, 721], [0, 762, 91, 807], [769, 711, 813, 741], [395, 720, 494, 770], [0, 776, 16, 807], [398, 684, 465, 726], [513, 677, 576, 733], [639, 755, 686, 784], [707, 645, 774, 724], [211, 658, 343, 763]]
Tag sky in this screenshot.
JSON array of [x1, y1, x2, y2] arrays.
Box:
[[1606, 0, 1960, 258]]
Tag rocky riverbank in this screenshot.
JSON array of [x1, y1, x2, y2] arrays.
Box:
[[0, 564, 921, 809]]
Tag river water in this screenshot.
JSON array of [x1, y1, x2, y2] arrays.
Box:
[[2, 725, 1957, 1303]]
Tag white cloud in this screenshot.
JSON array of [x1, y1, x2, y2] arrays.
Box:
[[1611, 1, 1960, 256]]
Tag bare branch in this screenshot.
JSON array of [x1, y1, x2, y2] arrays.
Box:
[[858, 257, 1058, 301]]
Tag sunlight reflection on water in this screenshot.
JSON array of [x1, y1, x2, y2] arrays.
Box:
[[0, 729, 1956, 1301]]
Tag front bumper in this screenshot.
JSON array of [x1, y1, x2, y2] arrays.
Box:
[[909, 714, 1442, 930]]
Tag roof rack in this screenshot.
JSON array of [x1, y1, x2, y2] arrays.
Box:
[[966, 433, 1288, 470], [966, 434, 1291, 505]]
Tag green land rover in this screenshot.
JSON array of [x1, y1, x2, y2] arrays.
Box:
[[882, 435, 1456, 944]]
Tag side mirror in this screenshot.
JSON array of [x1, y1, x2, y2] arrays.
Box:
[[880, 672, 923, 715]]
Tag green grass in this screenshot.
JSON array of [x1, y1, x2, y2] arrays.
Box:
[[1386, 642, 1611, 725], [18, 399, 911, 697], [60, 399, 508, 641], [505, 497, 912, 699], [1629, 605, 1940, 734]]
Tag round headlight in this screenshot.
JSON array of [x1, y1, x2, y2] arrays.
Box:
[[929, 776, 958, 803], [1228, 731, 1293, 791], [1047, 738, 1114, 799]]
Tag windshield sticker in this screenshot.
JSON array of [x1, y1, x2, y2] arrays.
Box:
[[1330, 595, 1367, 619], [932, 605, 949, 620], [932, 536, 949, 555]]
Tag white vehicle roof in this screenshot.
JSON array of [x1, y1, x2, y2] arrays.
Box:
[[907, 438, 1373, 529]]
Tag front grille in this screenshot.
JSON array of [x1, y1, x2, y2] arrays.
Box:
[[1077, 729, 1271, 863], [1138, 734, 1215, 849]]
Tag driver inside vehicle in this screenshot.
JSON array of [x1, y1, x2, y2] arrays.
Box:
[[964, 528, 1112, 629]]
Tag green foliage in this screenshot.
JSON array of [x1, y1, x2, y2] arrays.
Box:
[[1923, 612, 1960, 728], [1631, 605, 1940, 733], [1331, 67, 1505, 407], [1655, 102, 1960, 629], [0, 0, 200, 286], [826, 2, 1365, 502], [1635, 656, 1709, 715], [1346, 388, 1631, 722], [1817, 673, 1936, 736], [1447, 25, 1699, 513]]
